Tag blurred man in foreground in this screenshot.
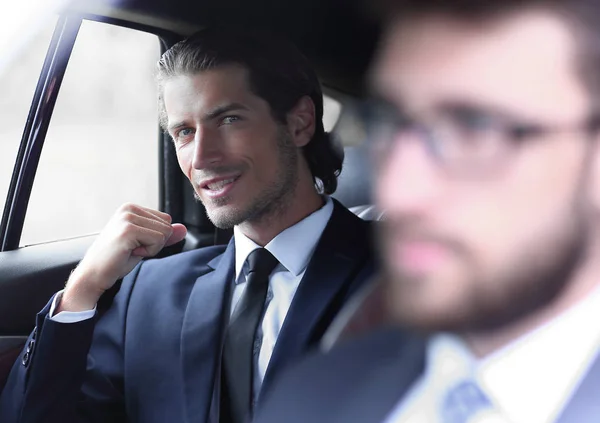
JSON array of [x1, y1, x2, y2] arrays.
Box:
[[254, 0, 600, 422]]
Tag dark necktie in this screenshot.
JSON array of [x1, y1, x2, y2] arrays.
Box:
[[220, 248, 279, 423]]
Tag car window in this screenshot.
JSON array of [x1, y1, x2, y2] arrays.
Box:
[[0, 17, 57, 227], [20, 20, 160, 246]]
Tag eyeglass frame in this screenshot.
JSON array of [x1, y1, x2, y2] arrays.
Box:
[[356, 98, 600, 174]]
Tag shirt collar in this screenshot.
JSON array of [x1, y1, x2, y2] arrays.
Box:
[[233, 196, 334, 281], [424, 334, 479, 394], [477, 286, 600, 423], [424, 287, 600, 423]]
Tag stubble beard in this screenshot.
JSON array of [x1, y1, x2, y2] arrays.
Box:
[[195, 128, 299, 229], [381, 210, 589, 335]]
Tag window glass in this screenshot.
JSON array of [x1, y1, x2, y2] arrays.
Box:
[[0, 17, 57, 224], [21, 20, 160, 246]]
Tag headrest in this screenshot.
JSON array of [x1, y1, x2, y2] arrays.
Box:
[[349, 205, 385, 221], [332, 145, 372, 209]]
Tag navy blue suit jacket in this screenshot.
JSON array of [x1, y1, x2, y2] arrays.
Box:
[[254, 327, 600, 423], [0, 200, 375, 423]]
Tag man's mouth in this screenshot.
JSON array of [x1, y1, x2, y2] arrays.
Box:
[[205, 177, 237, 191], [199, 175, 241, 198]]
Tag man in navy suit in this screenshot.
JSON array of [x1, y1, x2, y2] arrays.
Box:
[[253, 0, 600, 422], [0, 28, 374, 423]]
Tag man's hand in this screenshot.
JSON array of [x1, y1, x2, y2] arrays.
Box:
[[59, 204, 187, 312]]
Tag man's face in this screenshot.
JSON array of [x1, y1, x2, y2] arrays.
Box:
[[372, 11, 599, 332], [163, 65, 299, 228]]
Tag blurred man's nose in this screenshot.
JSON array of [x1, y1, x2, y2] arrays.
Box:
[[192, 126, 223, 169], [376, 133, 441, 213]]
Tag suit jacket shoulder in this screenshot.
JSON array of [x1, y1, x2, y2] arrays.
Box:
[[95, 243, 230, 334], [128, 244, 228, 290], [106, 242, 230, 322], [255, 328, 425, 423]]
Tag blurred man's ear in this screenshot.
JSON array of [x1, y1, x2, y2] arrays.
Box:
[[287, 96, 316, 148]]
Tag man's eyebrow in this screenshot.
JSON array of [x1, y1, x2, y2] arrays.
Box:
[[204, 103, 249, 121], [167, 121, 188, 133], [433, 99, 531, 121], [167, 103, 250, 132]]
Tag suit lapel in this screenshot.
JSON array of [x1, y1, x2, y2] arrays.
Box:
[[262, 200, 373, 392], [555, 347, 600, 423], [180, 240, 235, 423], [334, 334, 426, 423]]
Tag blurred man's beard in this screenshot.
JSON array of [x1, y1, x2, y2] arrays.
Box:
[[195, 128, 299, 229], [379, 213, 589, 334]]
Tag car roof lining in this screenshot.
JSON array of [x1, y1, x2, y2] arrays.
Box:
[[66, 0, 382, 96]]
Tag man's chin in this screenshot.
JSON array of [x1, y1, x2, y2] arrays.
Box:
[[205, 204, 247, 229], [387, 296, 472, 333], [387, 290, 540, 335], [385, 277, 484, 333]]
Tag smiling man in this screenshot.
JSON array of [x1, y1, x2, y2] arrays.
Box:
[[0, 29, 374, 423], [252, 0, 600, 422]]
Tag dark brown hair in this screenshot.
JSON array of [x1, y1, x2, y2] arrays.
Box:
[[374, 0, 600, 108], [157, 27, 343, 195]]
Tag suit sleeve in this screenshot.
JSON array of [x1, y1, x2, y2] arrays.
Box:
[[0, 264, 143, 423]]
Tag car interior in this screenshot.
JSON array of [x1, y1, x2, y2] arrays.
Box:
[[0, 0, 385, 390]]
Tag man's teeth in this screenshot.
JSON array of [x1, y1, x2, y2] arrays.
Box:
[[207, 178, 236, 191]]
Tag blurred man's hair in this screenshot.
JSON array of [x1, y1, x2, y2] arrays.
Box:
[[374, 0, 600, 108], [157, 27, 343, 195]]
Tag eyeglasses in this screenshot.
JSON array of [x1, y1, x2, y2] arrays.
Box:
[[356, 99, 600, 174]]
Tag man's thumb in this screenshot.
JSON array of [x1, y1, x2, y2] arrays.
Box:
[[165, 223, 188, 246]]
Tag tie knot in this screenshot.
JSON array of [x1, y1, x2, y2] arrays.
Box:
[[246, 248, 278, 277], [442, 379, 493, 423]]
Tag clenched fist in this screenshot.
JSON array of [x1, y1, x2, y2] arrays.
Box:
[[59, 204, 187, 312]]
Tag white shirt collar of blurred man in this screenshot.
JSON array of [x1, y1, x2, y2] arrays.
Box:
[[385, 286, 600, 423]]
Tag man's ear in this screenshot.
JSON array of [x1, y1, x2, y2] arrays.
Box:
[[287, 96, 316, 148]]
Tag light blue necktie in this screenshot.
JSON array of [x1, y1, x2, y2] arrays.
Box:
[[441, 379, 493, 423]]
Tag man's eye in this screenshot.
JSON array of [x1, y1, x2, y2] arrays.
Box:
[[221, 115, 240, 125], [452, 109, 496, 132], [177, 128, 194, 138], [506, 124, 545, 141]]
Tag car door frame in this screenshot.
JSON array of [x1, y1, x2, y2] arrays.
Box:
[[0, 12, 190, 388]]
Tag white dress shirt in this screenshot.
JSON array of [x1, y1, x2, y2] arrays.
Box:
[[231, 196, 333, 386], [384, 286, 600, 423], [51, 196, 334, 389]]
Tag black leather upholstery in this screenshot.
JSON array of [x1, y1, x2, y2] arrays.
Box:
[[348, 205, 384, 221], [333, 145, 381, 220], [333, 145, 371, 209]]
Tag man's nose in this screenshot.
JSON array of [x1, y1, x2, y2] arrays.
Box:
[[192, 126, 223, 169], [375, 133, 442, 214]]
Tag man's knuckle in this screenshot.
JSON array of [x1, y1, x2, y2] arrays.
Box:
[[120, 203, 140, 214], [120, 211, 134, 221]]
